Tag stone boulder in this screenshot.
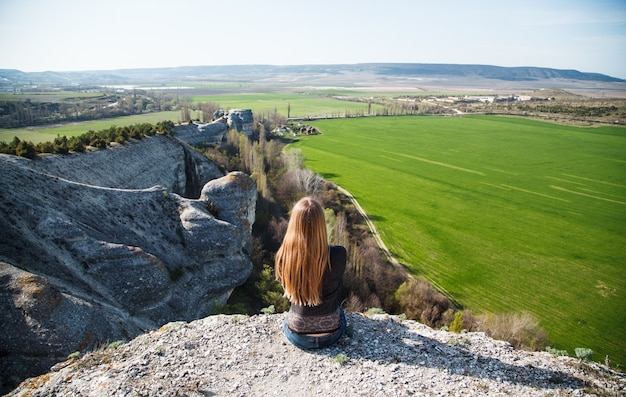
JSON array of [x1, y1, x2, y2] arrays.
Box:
[[201, 171, 257, 254], [0, 135, 256, 392], [227, 109, 254, 136]]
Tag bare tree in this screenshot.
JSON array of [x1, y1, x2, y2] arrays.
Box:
[[180, 103, 191, 123], [294, 168, 324, 197], [282, 148, 304, 171]]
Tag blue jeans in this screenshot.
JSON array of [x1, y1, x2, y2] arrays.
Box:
[[283, 308, 347, 350]]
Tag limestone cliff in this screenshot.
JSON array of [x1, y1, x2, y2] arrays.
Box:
[[227, 109, 254, 136], [174, 120, 227, 146], [0, 135, 256, 392]]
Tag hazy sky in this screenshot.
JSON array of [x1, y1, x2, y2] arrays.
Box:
[[1, 0, 625, 78]]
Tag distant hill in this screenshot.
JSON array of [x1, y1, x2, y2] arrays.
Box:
[[363, 63, 624, 82], [0, 63, 623, 87]]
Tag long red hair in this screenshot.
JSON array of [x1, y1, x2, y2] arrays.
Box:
[[275, 197, 330, 306]]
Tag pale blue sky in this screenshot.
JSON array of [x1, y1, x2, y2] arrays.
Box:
[[1, 0, 625, 78]]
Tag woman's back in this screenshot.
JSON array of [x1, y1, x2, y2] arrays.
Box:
[[275, 197, 348, 349], [286, 245, 346, 334]]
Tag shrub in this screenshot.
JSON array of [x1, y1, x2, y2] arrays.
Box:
[[575, 348, 593, 361], [546, 346, 568, 357], [449, 312, 464, 333], [260, 305, 275, 315], [53, 135, 69, 154], [107, 340, 124, 350], [477, 311, 549, 351], [333, 354, 349, 365], [68, 136, 85, 152], [16, 139, 37, 159], [37, 140, 55, 154], [394, 279, 451, 328], [255, 264, 289, 313], [90, 136, 108, 149], [340, 224, 405, 314]]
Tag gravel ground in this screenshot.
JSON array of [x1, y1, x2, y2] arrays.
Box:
[[9, 312, 624, 396]]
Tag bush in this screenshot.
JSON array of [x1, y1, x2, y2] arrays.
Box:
[[365, 307, 386, 315], [0, 140, 11, 154], [15, 139, 37, 159], [1, 121, 172, 157], [546, 346, 568, 357], [449, 312, 464, 333], [260, 305, 275, 315], [394, 279, 451, 328], [53, 135, 69, 154], [575, 347, 593, 361], [333, 354, 349, 365], [68, 136, 85, 152], [255, 264, 289, 313], [37, 140, 55, 154], [477, 311, 549, 351]]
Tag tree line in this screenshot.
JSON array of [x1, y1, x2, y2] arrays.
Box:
[[0, 121, 176, 158], [518, 104, 619, 117], [0, 90, 182, 128]]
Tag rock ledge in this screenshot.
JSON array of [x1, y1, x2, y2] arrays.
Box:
[[9, 313, 624, 396]]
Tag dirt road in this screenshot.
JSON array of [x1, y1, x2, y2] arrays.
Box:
[[335, 186, 412, 279]]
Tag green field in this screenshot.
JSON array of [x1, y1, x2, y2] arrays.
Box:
[[0, 111, 181, 144], [290, 115, 626, 367], [189, 92, 385, 119]]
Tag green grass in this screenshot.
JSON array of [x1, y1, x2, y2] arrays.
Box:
[[291, 115, 626, 367], [189, 92, 385, 118], [0, 111, 181, 144]]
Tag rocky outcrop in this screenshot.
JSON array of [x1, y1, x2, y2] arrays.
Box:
[[175, 120, 228, 146], [7, 313, 624, 396], [173, 109, 253, 144], [0, 135, 256, 393], [227, 109, 254, 136], [27, 134, 224, 197]]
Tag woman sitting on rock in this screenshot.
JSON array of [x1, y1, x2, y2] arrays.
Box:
[[275, 196, 347, 349]]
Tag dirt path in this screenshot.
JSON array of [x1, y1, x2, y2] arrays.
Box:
[[336, 185, 463, 306], [335, 186, 412, 280]]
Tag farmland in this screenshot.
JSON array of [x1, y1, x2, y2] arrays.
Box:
[[290, 115, 626, 367], [188, 92, 385, 119], [0, 111, 181, 144]]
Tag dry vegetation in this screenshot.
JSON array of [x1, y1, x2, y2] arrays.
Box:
[[382, 88, 626, 127]]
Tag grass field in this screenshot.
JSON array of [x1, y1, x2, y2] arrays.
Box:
[[189, 92, 385, 119], [0, 111, 181, 144], [290, 115, 626, 367]]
